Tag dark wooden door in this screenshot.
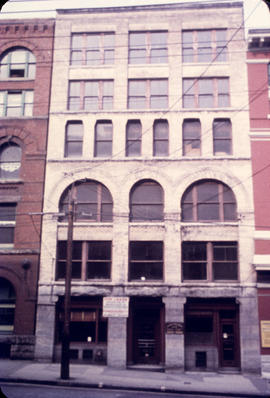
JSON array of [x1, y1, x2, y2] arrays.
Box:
[[219, 319, 240, 368]]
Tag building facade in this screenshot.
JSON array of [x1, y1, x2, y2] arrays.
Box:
[[0, 19, 54, 358], [35, 2, 261, 373], [248, 28, 270, 374]]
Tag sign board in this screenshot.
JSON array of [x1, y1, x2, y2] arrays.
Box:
[[103, 297, 129, 318], [166, 322, 184, 335], [261, 320, 270, 348]]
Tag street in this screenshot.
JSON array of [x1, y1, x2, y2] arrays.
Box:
[[0, 384, 257, 398]]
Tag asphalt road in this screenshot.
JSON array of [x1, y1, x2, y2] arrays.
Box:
[[0, 383, 253, 398]]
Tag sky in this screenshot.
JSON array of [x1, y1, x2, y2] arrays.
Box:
[[0, 0, 269, 31]]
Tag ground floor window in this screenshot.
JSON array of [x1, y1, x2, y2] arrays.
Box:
[[0, 277, 15, 334]]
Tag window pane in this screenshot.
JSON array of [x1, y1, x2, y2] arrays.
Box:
[[129, 32, 146, 47], [183, 120, 201, 139], [197, 182, 219, 203], [1, 145, 21, 162], [67, 122, 83, 140], [72, 35, 83, 49], [76, 203, 97, 220], [218, 94, 229, 107], [199, 95, 213, 108], [150, 48, 167, 63], [96, 122, 112, 140], [0, 227, 14, 244], [86, 51, 100, 65], [128, 97, 146, 109], [214, 140, 231, 155], [129, 81, 146, 96], [95, 141, 112, 157], [103, 81, 113, 96], [69, 82, 81, 96], [71, 51, 82, 65], [150, 80, 167, 95], [183, 262, 207, 280], [224, 203, 236, 220], [198, 203, 219, 220], [183, 95, 195, 108], [132, 183, 163, 204], [130, 241, 163, 260], [154, 140, 168, 156], [218, 78, 229, 93], [213, 119, 231, 138], [150, 96, 168, 109], [104, 49, 114, 64], [182, 242, 206, 260], [129, 49, 146, 64], [213, 262, 237, 280], [126, 141, 141, 156], [182, 48, 194, 63], [84, 97, 99, 110], [129, 261, 163, 280], [87, 262, 110, 279], [101, 203, 113, 222], [66, 142, 82, 157], [199, 79, 213, 95], [183, 139, 201, 156], [76, 183, 97, 202], [127, 121, 141, 139], [69, 97, 80, 111], [182, 203, 193, 221], [86, 34, 99, 49]]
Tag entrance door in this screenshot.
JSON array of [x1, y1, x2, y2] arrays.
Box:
[[219, 319, 239, 368]]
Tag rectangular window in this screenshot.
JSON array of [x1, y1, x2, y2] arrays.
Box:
[[126, 120, 142, 156], [0, 203, 16, 245], [213, 119, 232, 155], [182, 241, 238, 281], [182, 29, 227, 63], [65, 121, 83, 157], [129, 241, 163, 281], [56, 241, 111, 280], [128, 79, 168, 109], [153, 120, 169, 156], [95, 121, 113, 157], [183, 119, 201, 156], [0, 91, 33, 116], [70, 32, 115, 66], [129, 31, 167, 64], [183, 78, 229, 108], [68, 80, 113, 111]]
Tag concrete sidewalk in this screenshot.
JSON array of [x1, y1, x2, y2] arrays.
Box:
[[0, 360, 270, 397]]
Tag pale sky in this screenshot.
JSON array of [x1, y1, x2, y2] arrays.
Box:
[[0, 0, 270, 31]]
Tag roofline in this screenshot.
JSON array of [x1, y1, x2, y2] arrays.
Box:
[[57, 1, 243, 15]]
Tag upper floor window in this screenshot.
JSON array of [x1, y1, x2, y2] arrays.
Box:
[[0, 203, 16, 246], [153, 120, 169, 156], [0, 90, 33, 117], [182, 241, 238, 281], [183, 119, 201, 156], [71, 33, 114, 66], [183, 78, 229, 108], [95, 121, 113, 157], [130, 179, 164, 222], [0, 278, 16, 334], [181, 180, 237, 222], [126, 120, 142, 157], [56, 240, 111, 280], [213, 119, 232, 155], [182, 29, 227, 63], [68, 80, 113, 111], [129, 241, 163, 281], [65, 121, 83, 158], [0, 48, 36, 79], [0, 143, 22, 179], [59, 180, 113, 222], [129, 31, 168, 64], [128, 79, 168, 109]]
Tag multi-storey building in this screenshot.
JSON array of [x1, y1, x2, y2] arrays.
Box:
[[248, 28, 270, 375], [0, 19, 54, 359], [35, 2, 261, 373]]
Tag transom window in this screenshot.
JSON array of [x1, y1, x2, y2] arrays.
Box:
[[0, 278, 16, 334], [0, 48, 36, 79], [56, 241, 111, 280], [129, 31, 168, 64], [182, 241, 238, 281], [183, 119, 201, 156], [213, 119, 232, 155], [153, 120, 169, 156], [0, 203, 16, 245], [181, 180, 237, 222], [128, 79, 168, 109], [68, 80, 113, 111], [65, 121, 83, 158], [0, 91, 33, 116], [126, 120, 142, 157], [129, 241, 163, 281], [182, 29, 227, 63], [70, 33, 114, 66], [130, 179, 164, 222], [59, 180, 113, 222], [183, 78, 229, 108], [95, 121, 113, 157], [0, 143, 22, 179]]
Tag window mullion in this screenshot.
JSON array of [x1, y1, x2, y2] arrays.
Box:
[[219, 183, 224, 221], [99, 81, 103, 110], [207, 242, 213, 281], [82, 34, 87, 65], [81, 241, 87, 280], [97, 183, 102, 221], [4, 91, 7, 116], [21, 91, 25, 116], [80, 81, 84, 110], [193, 186, 198, 221], [25, 50, 29, 77]]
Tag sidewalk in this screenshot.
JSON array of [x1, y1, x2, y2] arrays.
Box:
[[0, 360, 270, 397]]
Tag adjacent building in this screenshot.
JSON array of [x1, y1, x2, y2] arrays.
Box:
[[248, 28, 270, 374], [33, 1, 261, 373], [0, 19, 54, 358]]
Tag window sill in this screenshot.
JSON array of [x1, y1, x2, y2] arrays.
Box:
[[0, 78, 35, 82], [0, 179, 23, 184]]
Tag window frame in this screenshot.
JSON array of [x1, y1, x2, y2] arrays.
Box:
[[182, 78, 230, 109], [213, 118, 232, 156], [65, 121, 84, 158], [0, 203, 16, 246], [129, 31, 168, 64], [128, 79, 168, 109], [153, 119, 169, 157], [126, 120, 142, 157], [183, 119, 201, 156], [130, 180, 164, 222], [129, 241, 164, 281], [0, 143, 22, 179], [68, 80, 114, 111], [182, 241, 238, 282], [0, 48, 36, 79], [94, 120, 113, 157], [0, 90, 34, 117], [0, 278, 16, 334]]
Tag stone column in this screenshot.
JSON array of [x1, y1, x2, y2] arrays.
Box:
[[238, 292, 261, 374], [163, 296, 186, 371], [35, 299, 56, 361], [107, 317, 127, 368]]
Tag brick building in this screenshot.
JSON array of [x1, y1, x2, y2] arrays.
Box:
[[248, 28, 270, 374], [0, 19, 54, 358], [35, 2, 261, 373]]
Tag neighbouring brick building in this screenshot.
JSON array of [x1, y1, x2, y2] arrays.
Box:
[[0, 19, 54, 358], [35, 2, 261, 373], [247, 28, 270, 374]]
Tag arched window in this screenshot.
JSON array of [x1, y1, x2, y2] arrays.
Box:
[[0, 143, 22, 179], [181, 179, 237, 222], [0, 278, 16, 334], [59, 180, 113, 222], [0, 47, 36, 79], [130, 179, 164, 221]]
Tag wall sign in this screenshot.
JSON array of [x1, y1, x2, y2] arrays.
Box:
[[261, 320, 270, 347], [166, 322, 184, 335], [103, 297, 129, 318]]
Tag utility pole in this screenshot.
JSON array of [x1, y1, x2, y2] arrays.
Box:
[[60, 185, 75, 379]]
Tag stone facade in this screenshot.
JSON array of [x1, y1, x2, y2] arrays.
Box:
[[35, 2, 261, 373]]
